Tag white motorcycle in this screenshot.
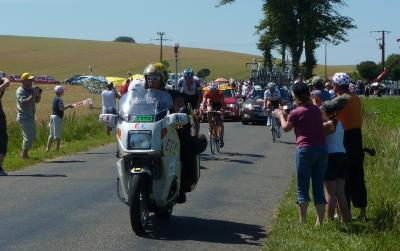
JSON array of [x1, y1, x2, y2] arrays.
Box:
[[99, 88, 200, 236]]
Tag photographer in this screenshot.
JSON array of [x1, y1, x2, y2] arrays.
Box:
[[0, 73, 10, 175], [16, 72, 42, 159]]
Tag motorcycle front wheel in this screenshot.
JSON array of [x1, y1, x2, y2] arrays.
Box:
[[128, 175, 150, 236]]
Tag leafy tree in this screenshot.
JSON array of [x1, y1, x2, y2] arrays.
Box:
[[356, 61, 380, 82], [217, 0, 356, 79], [114, 36, 136, 43], [386, 54, 400, 81]]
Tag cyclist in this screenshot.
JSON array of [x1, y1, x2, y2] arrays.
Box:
[[201, 82, 225, 148], [177, 67, 201, 110], [263, 82, 282, 137]]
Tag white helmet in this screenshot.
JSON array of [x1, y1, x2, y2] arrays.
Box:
[[54, 85, 64, 94], [267, 82, 276, 89], [332, 72, 350, 86]]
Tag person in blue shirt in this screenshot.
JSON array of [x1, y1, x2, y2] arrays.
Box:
[[46, 85, 74, 151]]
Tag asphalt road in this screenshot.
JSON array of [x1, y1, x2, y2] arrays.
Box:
[[0, 122, 295, 251]]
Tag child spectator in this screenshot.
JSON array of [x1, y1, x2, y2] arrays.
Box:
[[320, 101, 351, 223], [46, 85, 74, 151]]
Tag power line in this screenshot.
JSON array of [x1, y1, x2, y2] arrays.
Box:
[[151, 32, 171, 62], [370, 30, 391, 69]]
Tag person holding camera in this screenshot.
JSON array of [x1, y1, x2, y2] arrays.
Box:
[[0, 72, 10, 175], [16, 72, 41, 159]]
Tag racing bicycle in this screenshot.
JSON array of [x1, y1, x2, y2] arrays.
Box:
[[208, 110, 223, 154], [269, 113, 280, 142]]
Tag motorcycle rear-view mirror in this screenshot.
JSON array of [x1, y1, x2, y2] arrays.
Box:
[[167, 113, 189, 128], [99, 114, 118, 128]]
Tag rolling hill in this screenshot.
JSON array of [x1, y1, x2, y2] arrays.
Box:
[[0, 35, 355, 81]]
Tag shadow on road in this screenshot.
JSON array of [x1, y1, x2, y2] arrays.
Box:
[[148, 216, 266, 246], [77, 152, 108, 155], [274, 140, 296, 145], [222, 152, 265, 158], [4, 174, 67, 178], [44, 160, 86, 164], [200, 155, 254, 165]]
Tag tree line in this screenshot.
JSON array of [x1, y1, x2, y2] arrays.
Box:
[[217, 0, 356, 79]]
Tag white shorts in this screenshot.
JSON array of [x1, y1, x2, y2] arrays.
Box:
[[49, 115, 63, 139]]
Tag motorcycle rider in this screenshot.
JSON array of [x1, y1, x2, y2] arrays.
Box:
[[143, 62, 195, 203], [201, 82, 225, 148], [177, 67, 202, 110]]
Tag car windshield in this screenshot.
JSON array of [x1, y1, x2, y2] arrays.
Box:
[[119, 88, 172, 122], [222, 89, 234, 97], [250, 90, 264, 99]]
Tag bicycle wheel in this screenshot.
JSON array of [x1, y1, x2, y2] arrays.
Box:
[[215, 135, 220, 153], [210, 131, 215, 155], [271, 117, 277, 142]]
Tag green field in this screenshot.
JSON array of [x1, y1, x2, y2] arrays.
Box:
[[0, 35, 355, 81], [265, 98, 400, 250]]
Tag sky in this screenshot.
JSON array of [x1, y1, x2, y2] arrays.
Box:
[[1, 0, 399, 65]]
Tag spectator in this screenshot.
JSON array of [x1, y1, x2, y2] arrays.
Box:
[[16, 72, 42, 159], [311, 76, 331, 107], [275, 82, 327, 225], [0, 74, 10, 176], [46, 85, 74, 151], [332, 72, 367, 221], [320, 101, 351, 223], [102, 82, 119, 135]]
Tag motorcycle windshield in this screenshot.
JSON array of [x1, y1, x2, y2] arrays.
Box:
[[119, 88, 172, 122]]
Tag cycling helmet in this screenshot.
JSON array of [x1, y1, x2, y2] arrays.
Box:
[[332, 72, 350, 86], [54, 85, 64, 94], [267, 82, 276, 89], [143, 62, 168, 87], [209, 82, 218, 92], [183, 67, 194, 78]]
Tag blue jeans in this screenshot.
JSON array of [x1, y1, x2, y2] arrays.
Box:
[[296, 146, 328, 204]]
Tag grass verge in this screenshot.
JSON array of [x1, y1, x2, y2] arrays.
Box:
[[264, 98, 400, 250], [3, 111, 114, 172]]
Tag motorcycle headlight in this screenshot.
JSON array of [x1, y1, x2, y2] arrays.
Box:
[[128, 131, 152, 150], [243, 103, 253, 110]]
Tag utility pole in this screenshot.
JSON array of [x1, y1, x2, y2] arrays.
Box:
[[371, 30, 391, 69], [153, 32, 171, 62]]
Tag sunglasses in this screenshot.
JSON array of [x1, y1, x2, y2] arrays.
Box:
[[147, 75, 161, 81]]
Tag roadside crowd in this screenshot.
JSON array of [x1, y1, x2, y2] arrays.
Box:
[[0, 72, 76, 176], [274, 73, 368, 225]]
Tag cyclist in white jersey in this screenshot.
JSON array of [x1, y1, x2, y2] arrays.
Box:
[[263, 82, 281, 125]]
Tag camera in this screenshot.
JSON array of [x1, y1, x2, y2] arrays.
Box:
[[34, 86, 43, 94]]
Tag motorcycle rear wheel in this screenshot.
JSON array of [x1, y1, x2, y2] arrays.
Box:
[[128, 175, 149, 236], [154, 206, 173, 220]]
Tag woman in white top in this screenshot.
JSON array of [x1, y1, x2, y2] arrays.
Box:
[[321, 101, 351, 223]]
